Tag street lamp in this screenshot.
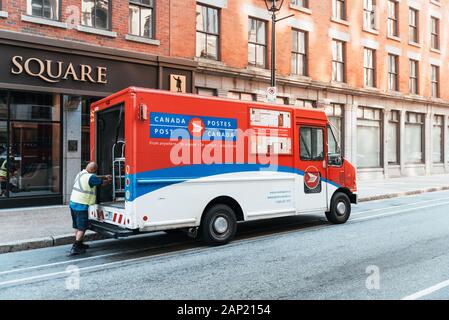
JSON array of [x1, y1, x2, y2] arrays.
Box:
[[263, 0, 293, 94]]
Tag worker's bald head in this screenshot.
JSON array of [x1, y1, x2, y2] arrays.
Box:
[[86, 162, 98, 173]]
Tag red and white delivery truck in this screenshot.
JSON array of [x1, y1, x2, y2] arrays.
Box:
[[88, 87, 357, 244]]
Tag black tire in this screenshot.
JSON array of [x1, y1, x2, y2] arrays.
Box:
[[326, 192, 351, 224], [201, 204, 237, 245]]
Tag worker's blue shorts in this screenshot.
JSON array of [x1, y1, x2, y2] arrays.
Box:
[[70, 208, 90, 231]]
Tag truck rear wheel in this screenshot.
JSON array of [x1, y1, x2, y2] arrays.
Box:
[[326, 192, 351, 224], [201, 204, 237, 245]]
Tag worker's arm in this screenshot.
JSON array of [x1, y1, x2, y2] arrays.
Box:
[[89, 175, 111, 187]]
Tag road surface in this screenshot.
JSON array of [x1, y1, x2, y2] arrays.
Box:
[[1, 190, 449, 300]]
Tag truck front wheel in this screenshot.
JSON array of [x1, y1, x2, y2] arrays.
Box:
[[326, 192, 351, 224], [201, 204, 237, 245]]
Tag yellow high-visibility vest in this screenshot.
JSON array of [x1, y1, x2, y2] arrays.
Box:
[[70, 170, 96, 205], [0, 160, 7, 178]]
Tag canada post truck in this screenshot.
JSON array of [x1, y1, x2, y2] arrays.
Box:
[[88, 87, 357, 245]]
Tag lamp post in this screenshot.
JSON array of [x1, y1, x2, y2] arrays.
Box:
[[263, 0, 293, 94]]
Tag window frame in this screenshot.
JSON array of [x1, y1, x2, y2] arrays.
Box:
[[81, 0, 113, 31], [195, 3, 220, 60], [387, 0, 399, 37], [129, 0, 156, 39], [388, 54, 399, 92], [409, 59, 419, 95], [300, 126, 325, 161], [27, 0, 62, 21], [433, 114, 444, 163], [405, 111, 425, 164], [431, 64, 440, 98], [408, 7, 419, 43], [363, 0, 376, 31], [247, 17, 267, 68], [291, 0, 309, 9], [332, 39, 346, 83], [431, 16, 440, 50], [332, 0, 347, 21], [291, 29, 308, 76], [363, 47, 376, 88]]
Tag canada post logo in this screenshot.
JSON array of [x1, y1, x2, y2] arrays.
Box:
[[150, 112, 237, 141]]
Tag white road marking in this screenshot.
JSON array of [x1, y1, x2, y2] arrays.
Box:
[[352, 196, 449, 216], [402, 279, 449, 300], [351, 200, 449, 222]]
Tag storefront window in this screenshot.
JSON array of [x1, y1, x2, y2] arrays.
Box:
[[357, 106, 382, 168], [387, 110, 399, 164], [0, 92, 61, 200], [405, 112, 424, 164], [433, 115, 443, 163]]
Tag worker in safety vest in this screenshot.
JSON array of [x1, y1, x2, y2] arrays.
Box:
[[69, 162, 111, 256], [0, 159, 7, 197]]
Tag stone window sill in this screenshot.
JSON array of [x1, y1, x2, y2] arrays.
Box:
[[409, 41, 421, 48], [387, 35, 401, 43], [125, 34, 160, 46], [289, 5, 312, 15], [430, 48, 441, 54], [21, 15, 67, 29], [362, 27, 379, 35], [0, 11, 8, 18], [76, 25, 117, 38], [330, 17, 349, 27]]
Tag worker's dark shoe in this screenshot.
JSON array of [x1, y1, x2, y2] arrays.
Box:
[[68, 243, 86, 256], [79, 242, 90, 249]]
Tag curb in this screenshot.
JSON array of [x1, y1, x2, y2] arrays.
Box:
[[358, 185, 449, 202], [2, 185, 449, 254], [0, 231, 108, 254]]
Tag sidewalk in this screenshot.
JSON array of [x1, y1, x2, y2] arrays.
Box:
[[2, 173, 449, 253]]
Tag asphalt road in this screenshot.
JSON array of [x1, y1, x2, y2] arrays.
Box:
[[1, 190, 449, 300]]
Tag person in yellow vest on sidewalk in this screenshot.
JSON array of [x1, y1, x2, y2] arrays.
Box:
[[69, 162, 111, 256]]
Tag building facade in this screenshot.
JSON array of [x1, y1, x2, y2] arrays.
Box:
[[193, 0, 449, 182], [1, 0, 449, 208], [0, 0, 196, 208]]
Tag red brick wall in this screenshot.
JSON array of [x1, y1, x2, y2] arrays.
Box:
[[0, 0, 195, 59]]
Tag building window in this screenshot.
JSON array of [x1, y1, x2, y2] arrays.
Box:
[[332, 40, 345, 82], [291, 29, 308, 76], [197, 87, 217, 97], [248, 18, 267, 68], [387, 0, 399, 37], [387, 110, 400, 164], [82, 0, 111, 30], [227, 91, 255, 101], [196, 4, 219, 60], [433, 115, 443, 163], [364, 48, 376, 87], [291, 0, 308, 8], [295, 99, 317, 108], [408, 8, 419, 43], [405, 112, 424, 164], [332, 0, 346, 21], [275, 97, 289, 105], [363, 0, 376, 31], [388, 54, 399, 91], [409, 59, 419, 95], [129, 0, 154, 39], [431, 65, 440, 98], [431, 17, 440, 50], [357, 106, 382, 168], [325, 103, 344, 152], [0, 91, 62, 199], [27, 0, 60, 20]]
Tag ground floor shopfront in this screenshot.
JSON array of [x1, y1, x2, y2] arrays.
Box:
[[194, 60, 449, 181], [0, 30, 195, 209]]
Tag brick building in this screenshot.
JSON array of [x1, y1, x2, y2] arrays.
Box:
[[193, 0, 449, 182], [0, 0, 448, 208], [0, 0, 195, 208]]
